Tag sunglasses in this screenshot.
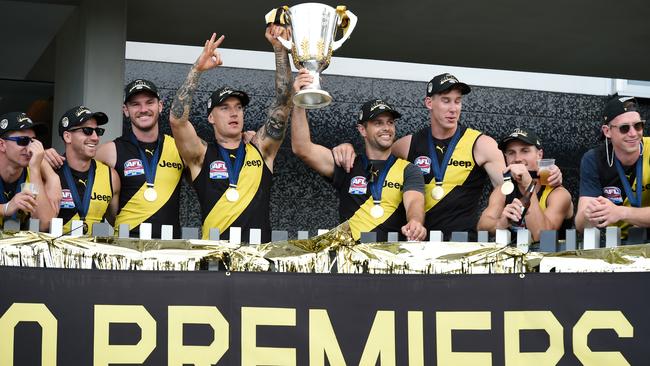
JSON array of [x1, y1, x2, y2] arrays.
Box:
[[610, 120, 645, 134], [68, 127, 105, 136], [2, 136, 33, 146]]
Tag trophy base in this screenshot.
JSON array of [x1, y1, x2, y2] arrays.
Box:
[[294, 89, 332, 109]]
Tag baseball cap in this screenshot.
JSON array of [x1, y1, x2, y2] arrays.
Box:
[[602, 95, 639, 124], [0, 112, 47, 136], [357, 99, 402, 124], [426, 73, 471, 96], [498, 128, 542, 151], [124, 79, 160, 103], [207, 87, 250, 114], [59, 105, 108, 137]]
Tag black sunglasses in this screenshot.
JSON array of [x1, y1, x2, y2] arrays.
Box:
[[68, 127, 105, 136], [610, 120, 645, 134], [2, 136, 33, 146]]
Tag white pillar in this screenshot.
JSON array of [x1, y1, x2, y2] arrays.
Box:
[[53, 0, 126, 151]]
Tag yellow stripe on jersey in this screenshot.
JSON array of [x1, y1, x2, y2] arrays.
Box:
[[348, 158, 409, 240], [424, 128, 480, 212], [115, 135, 183, 232], [202, 143, 264, 239], [538, 185, 555, 211], [62, 160, 112, 233], [617, 136, 650, 236]]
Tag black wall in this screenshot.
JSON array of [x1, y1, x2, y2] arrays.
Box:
[[126, 60, 649, 236]]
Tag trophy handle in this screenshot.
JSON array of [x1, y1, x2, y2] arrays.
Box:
[[276, 36, 293, 51], [332, 7, 357, 51], [265, 7, 292, 50]]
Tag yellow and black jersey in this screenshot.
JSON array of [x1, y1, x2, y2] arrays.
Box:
[[114, 134, 183, 238], [592, 136, 650, 237], [0, 168, 30, 228], [506, 184, 572, 236], [407, 125, 487, 238], [192, 142, 272, 242], [332, 155, 412, 241], [56, 159, 113, 234]]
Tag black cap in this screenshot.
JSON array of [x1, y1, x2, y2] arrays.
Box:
[[207, 87, 250, 114], [58, 105, 108, 137], [426, 73, 471, 96], [602, 95, 639, 124], [124, 79, 160, 103], [498, 128, 542, 151], [0, 112, 47, 136], [357, 99, 402, 124]]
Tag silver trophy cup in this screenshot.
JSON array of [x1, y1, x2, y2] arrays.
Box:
[[268, 3, 357, 109]]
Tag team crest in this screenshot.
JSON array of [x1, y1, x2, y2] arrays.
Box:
[[209, 160, 229, 179], [415, 156, 431, 174], [0, 119, 7, 130], [349, 176, 367, 195], [60, 189, 75, 209], [61, 117, 69, 128], [124, 159, 145, 177], [603, 186, 623, 204]]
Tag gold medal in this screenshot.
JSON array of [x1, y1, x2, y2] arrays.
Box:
[[431, 184, 444, 200], [144, 187, 158, 202], [225, 188, 239, 202], [501, 178, 515, 195], [370, 204, 384, 218]]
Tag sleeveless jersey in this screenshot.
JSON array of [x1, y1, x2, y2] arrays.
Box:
[[594, 137, 650, 237], [0, 168, 30, 228], [56, 159, 113, 234], [192, 143, 272, 242], [332, 155, 411, 241], [114, 134, 183, 238], [506, 184, 571, 237], [407, 125, 487, 237]]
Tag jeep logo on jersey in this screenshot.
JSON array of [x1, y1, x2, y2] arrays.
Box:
[[209, 161, 229, 179], [348, 176, 368, 195], [124, 159, 145, 177], [159, 160, 183, 170], [60, 189, 75, 209], [91, 192, 111, 202], [245, 160, 262, 167], [415, 156, 431, 174], [448, 158, 472, 168], [603, 186, 623, 204]]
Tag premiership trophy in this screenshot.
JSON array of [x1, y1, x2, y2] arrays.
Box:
[[266, 3, 357, 109]]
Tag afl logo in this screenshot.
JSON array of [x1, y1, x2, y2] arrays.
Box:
[[603, 186, 623, 204], [124, 159, 145, 177], [209, 160, 229, 179], [60, 189, 75, 209], [348, 176, 367, 195], [415, 156, 431, 174]]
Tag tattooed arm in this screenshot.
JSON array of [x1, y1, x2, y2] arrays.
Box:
[[255, 25, 294, 171], [169, 33, 225, 179]]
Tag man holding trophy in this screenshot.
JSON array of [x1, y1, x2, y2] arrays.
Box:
[[292, 70, 427, 241], [169, 24, 293, 242]]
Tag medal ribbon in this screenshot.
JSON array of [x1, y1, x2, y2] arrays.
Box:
[[613, 148, 643, 208], [217, 141, 246, 189], [427, 128, 463, 184], [129, 132, 162, 189], [0, 170, 27, 220], [361, 155, 397, 204], [62, 160, 96, 219]]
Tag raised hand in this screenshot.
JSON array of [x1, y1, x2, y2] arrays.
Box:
[[195, 33, 225, 72]]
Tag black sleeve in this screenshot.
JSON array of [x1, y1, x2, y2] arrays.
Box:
[[402, 163, 425, 194]]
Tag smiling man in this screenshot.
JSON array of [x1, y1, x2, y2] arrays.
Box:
[[55, 106, 120, 234], [577, 96, 650, 238], [46, 80, 185, 238], [0, 112, 57, 230], [291, 69, 426, 242]]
